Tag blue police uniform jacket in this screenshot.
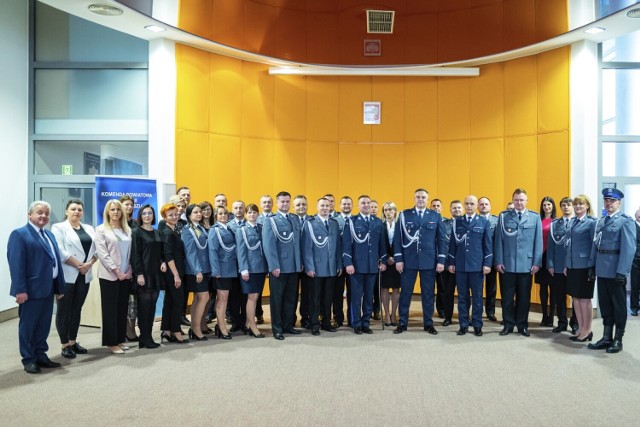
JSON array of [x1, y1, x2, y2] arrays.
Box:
[[262, 212, 302, 274], [494, 209, 543, 273], [590, 211, 636, 278], [392, 208, 447, 270], [447, 215, 493, 272], [342, 214, 387, 274], [236, 223, 267, 274], [564, 215, 596, 270], [301, 216, 341, 277], [208, 223, 238, 278], [546, 217, 572, 271], [181, 225, 211, 275]]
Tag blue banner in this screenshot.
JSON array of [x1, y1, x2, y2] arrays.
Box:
[[95, 176, 157, 225]]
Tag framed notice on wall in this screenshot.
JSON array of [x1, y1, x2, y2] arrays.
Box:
[[363, 102, 381, 125]]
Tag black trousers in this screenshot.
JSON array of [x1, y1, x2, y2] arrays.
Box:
[[630, 258, 640, 311], [501, 272, 532, 330], [298, 272, 309, 324], [597, 277, 627, 336], [552, 272, 568, 328], [137, 287, 159, 340], [229, 277, 247, 328], [256, 290, 264, 317], [309, 276, 336, 330], [269, 272, 298, 335], [435, 271, 445, 314], [440, 270, 457, 321], [56, 274, 90, 344], [99, 278, 130, 346], [161, 280, 185, 333], [333, 271, 351, 325], [484, 267, 497, 316]]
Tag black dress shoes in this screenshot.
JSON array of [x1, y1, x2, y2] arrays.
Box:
[[487, 314, 497, 322], [284, 328, 302, 335], [473, 327, 483, 337], [70, 343, 88, 354], [552, 326, 567, 333], [301, 319, 311, 329], [61, 347, 76, 359], [37, 357, 61, 369], [274, 333, 285, 340], [321, 325, 337, 332], [372, 312, 381, 321], [24, 362, 41, 374], [424, 326, 438, 335], [437, 310, 445, 318], [588, 338, 612, 350], [456, 327, 468, 336], [499, 328, 513, 336], [518, 328, 530, 337], [631, 310, 638, 317], [606, 339, 623, 353], [256, 316, 265, 325], [442, 319, 452, 327], [354, 327, 363, 334], [393, 324, 407, 334], [570, 324, 579, 335], [311, 329, 320, 336], [180, 315, 191, 326], [362, 326, 373, 334]]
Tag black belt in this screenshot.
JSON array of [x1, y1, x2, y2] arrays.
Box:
[[598, 249, 620, 255]]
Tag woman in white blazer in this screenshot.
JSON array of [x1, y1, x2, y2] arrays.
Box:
[[95, 199, 133, 354], [52, 199, 97, 359]]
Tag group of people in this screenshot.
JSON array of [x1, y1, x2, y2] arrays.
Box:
[[7, 186, 638, 373]]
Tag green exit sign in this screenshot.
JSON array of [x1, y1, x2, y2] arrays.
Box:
[[62, 165, 73, 175]]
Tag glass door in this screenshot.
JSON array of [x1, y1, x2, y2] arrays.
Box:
[[35, 183, 95, 226]]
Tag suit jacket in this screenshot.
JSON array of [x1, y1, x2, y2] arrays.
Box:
[[262, 212, 302, 274], [494, 209, 543, 273], [334, 214, 351, 233], [8, 224, 66, 298], [591, 212, 636, 278], [447, 215, 493, 272], [302, 216, 341, 277], [546, 217, 572, 271], [565, 215, 596, 270], [94, 224, 133, 281], [342, 214, 387, 274], [208, 223, 238, 278], [236, 223, 267, 274], [181, 225, 211, 275], [51, 220, 96, 283], [393, 208, 447, 270]]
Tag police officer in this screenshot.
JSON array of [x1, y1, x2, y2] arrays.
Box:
[[430, 198, 446, 318], [332, 196, 353, 328], [588, 188, 636, 353], [301, 197, 342, 335], [494, 188, 543, 337], [546, 197, 574, 333], [342, 195, 387, 334], [447, 195, 492, 336], [478, 197, 499, 321], [629, 208, 640, 316], [393, 188, 447, 335], [440, 200, 463, 326], [262, 191, 303, 340]]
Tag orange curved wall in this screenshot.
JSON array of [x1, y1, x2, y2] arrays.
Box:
[[178, 0, 568, 65]]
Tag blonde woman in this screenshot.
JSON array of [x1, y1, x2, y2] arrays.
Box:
[[381, 202, 401, 326], [95, 200, 132, 354]]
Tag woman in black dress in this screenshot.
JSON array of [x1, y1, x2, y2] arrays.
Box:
[[381, 202, 401, 326], [536, 196, 557, 326], [120, 194, 139, 341], [131, 204, 166, 349]]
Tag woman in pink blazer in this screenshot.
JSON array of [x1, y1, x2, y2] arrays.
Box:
[[95, 199, 132, 354]]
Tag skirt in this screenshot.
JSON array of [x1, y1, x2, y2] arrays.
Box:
[[240, 273, 266, 294], [381, 265, 401, 289], [534, 252, 553, 286], [187, 273, 210, 293], [566, 268, 594, 299], [215, 277, 234, 291]]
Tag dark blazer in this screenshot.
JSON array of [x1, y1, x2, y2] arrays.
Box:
[[8, 224, 66, 298], [342, 214, 387, 274]]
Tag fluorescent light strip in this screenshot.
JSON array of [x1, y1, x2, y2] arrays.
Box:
[[269, 67, 480, 76]]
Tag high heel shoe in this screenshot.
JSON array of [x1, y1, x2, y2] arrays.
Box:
[[139, 338, 160, 349], [188, 328, 208, 341], [248, 328, 265, 338], [161, 333, 177, 343], [215, 324, 232, 340], [201, 327, 213, 335], [575, 332, 593, 342]]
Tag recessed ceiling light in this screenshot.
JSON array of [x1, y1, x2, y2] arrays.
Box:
[[88, 4, 123, 16], [145, 25, 166, 33], [627, 8, 640, 18], [584, 27, 605, 34]]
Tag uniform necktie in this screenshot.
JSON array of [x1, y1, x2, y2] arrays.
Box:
[[467, 216, 472, 223], [299, 216, 303, 225], [418, 210, 423, 219], [324, 220, 329, 231], [605, 215, 611, 225], [365, 216, 369, 224], [518, 212, 522, 221]]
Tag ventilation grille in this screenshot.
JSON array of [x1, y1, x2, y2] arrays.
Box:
[[366, 10, 395, 34]]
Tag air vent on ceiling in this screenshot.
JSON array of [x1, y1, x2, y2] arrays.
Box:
[[627, 8, 640, 18], [366, 10, 395, 34]]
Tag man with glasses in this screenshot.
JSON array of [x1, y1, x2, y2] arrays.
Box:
[[588, 188, 636, 353]]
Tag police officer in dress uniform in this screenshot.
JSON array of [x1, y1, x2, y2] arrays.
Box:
[[262, 191, 303, 340], [333, 196, 353, 327], [440, 200, 463, 326], [546, 197, 574, 333], [301, 198, 342, 335], [292, 195, 311, 328], [494, 188, 543, 337], [447, 196, 493, 336], [588, 188, 636, 353], [430, 199, 447, 318], [629, 208, 640, 316], [342, 195, 387, 334], [393, 189, 447, 335], [478, 197, 499, 321]]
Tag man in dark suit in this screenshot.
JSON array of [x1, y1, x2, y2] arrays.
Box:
[[292, 195, 311, 328], [8, 201, 66, 374], [478, 196, 499, 321]]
